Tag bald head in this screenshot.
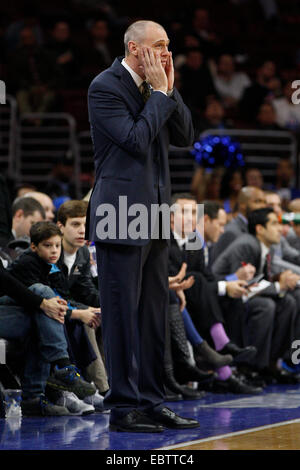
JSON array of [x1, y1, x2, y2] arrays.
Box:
[[24, 191, 55, 221], [289, 199, 300, 213], [124, 20, 166, 56], [237, 186, 266, 217]]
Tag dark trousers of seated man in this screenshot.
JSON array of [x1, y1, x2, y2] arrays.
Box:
[[243, 293, 296, 370], [0, 285, 69, 399]]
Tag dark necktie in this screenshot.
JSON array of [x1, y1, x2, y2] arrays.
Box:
[[263, 253, 272, 281], [141, 81, 151, 102]]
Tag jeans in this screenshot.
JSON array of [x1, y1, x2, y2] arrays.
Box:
[[0, 283, 69, 398]]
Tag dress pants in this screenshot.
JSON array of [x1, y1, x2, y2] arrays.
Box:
[[243, 294, 296, 369], [95, 239, 169, 421]]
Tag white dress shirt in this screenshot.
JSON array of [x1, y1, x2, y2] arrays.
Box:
[[121, 58, 169, 96]]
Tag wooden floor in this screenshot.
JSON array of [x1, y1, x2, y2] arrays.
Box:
[[171, 421, 300, 450]]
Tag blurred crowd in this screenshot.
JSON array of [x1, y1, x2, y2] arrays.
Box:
[[1, 0, 300, 134]]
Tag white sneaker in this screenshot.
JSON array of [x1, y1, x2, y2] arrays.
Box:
[[83, 390, 106, 412], [56, 391, 95, 416]]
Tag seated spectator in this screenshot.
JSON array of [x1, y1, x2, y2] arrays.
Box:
[[169, 194, 261, 394], [286, 199, 300, 251], [265, 190, 300, 271], [46, 21, 83, 88], [14, 183, 37, 199], [212, 208, 300, 383], [269, 158, 300, 208], [255, 101, 282, 130], [179, 48, 217, 114], [219, 168, 245, 217], [0, 174, 13, 248], [0, 256, 96, 416], [5, 197, 45, 256], [212, 186, 267, 261], [212, 53, 251, 109], [245, 167, 264, 190], [196, 99, 232, 135], [188, 7, 221, 59], [272, 80, 300, 131], [7, 26, 59, 123], [56, 200, 109, 405], [240, 59, 278, 123], [82, 19, 114, 84], [24, 191, 56, 222]]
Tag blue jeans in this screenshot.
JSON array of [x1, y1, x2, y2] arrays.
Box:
[[0, 283, 69, 398]]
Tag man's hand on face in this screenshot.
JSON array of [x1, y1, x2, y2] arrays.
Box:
[[140, 46, 168, 94], [165, 51, 174, 92]]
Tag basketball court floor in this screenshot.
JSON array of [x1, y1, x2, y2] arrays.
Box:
[[1, 384, 300, 451]]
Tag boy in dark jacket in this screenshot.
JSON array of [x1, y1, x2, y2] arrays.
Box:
[[0, 256, 96, 416]]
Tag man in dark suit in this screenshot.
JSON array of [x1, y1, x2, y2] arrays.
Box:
[[169, 195, 262, 394], [86, 20, 199, 432], [212, 208, 300, 383], [211, 186, 266, 262]]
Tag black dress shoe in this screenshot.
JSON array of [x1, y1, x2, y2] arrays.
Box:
[[149, 407, 200, 429], [259, 367, 300, 385], [179, 386, 206, 401], [110, 410, 165, 433], [218, 342, 257, 364], [164, 370, 206, 400], [164, 387, 183, 402], [194, 340, 233, 370], [175, 363, 214, 385], [212, 375, 263, 394]]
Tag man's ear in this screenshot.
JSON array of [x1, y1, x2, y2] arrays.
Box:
[[128, 41, 138, 57], [31, 242, 37, 252], [56, 221, 64, 233], [14, 209, 24, 220], [256, 223, 264, 237]]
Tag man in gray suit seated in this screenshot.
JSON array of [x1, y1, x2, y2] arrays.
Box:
[[212, 208, 300, 384], [211, 186, 266, 262]]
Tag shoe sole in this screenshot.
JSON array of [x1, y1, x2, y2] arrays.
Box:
[[155, 421, 200, 429], [109, 424, 164, 433], [46, 378, 95, 400]]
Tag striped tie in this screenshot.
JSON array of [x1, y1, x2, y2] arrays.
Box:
[[141, 81, 151, 102]]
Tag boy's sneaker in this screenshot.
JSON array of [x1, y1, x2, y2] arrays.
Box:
[[47, 365, 96, 399], [56, 391, 95, 416], [21, 396, 70, 417], [83, 390, 106, 412]]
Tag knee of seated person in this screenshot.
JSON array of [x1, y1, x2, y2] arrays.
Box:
[[283, 292, 297, 314], [29, 283, 56, 299]]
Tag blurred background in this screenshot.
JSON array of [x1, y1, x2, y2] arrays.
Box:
[[1, 0, 300, 211]]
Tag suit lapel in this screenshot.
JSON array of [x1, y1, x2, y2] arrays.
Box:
[[111, 57, 144, 107]]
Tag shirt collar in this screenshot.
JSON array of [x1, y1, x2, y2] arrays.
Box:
[[260, 241, 270, 259], [173, 230, 189, 249], [121, 58, 144, 89]]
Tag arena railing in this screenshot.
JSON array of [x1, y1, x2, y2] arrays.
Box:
[[0, 94, 17, 178], [15, 112, 82, 198]]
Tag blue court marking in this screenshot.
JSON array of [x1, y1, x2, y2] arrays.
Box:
[[1, 384, 300, 450]]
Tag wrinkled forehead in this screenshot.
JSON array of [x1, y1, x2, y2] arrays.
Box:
[[140, 24, 169, 44]]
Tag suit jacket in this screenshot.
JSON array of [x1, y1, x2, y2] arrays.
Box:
[[212, 233, 278, 296], [169, 232, 219, 294], [211, 213, 248, 263], [86, 57, 194, 245]]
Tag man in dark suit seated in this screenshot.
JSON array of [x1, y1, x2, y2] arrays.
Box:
[[212, 208, 300, 384], [86, 20, 199, 432], [211, 186, 266, 262], [169, 194, 262, 394]]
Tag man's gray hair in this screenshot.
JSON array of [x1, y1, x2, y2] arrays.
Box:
[[124, 20, 164, 56]]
